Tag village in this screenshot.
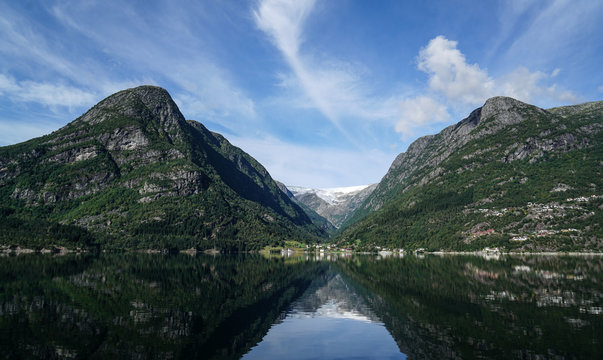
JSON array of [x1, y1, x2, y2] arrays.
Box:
[[464, 194, 601, 242]]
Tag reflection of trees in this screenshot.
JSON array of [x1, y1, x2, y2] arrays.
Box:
[[336, 255, 603, 360], [1, 254, 600, 359], [0, 254, 326, 359]]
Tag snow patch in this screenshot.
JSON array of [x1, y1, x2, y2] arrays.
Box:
[[288, 184, 372, 205]]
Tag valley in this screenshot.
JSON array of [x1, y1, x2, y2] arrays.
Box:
[[0, 88, 601, 253]]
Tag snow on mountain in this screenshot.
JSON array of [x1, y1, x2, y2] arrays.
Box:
[[288, 185, 372, 205], [286, 184, 377, 229]]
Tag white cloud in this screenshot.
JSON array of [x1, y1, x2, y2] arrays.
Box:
[[0, 74, 96, 108], [393, 36, 579, 138], [417, 36, 578, 107], [254, 0, 315, 60], [418, 36, 495, 105], [497, 67, 578, 104], [0, 74, 20, 93], [395, 96, 449, 137], [228, 135, 393, 188]]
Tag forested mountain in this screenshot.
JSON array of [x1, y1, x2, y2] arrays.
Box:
[[338, 97, 602, 252], [0, 86, 326, 251]]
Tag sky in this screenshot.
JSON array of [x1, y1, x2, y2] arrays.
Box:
[[1, 0, 602, 188]]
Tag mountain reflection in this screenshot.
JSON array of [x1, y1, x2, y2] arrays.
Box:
[[0, 254, 324, 359], [337, 255, 602, 360], [242, 269, 404, 359], [0, 253, 601, 359]]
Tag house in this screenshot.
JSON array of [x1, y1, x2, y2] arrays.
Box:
[[475, 228, 495, 236]]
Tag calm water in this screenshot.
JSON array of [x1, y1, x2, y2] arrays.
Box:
[[0, 253, 601, 359]]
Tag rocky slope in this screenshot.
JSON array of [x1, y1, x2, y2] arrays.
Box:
[[0, 86, 326, 250], [339, 97, 602, 251], [287, 184, 377, 228], [275, 181, 337, 234]]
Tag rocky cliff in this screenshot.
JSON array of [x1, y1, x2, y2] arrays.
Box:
[[339, 97, 602, 251], [0, 86, 326, 250]]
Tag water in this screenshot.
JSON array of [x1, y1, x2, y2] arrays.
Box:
[[0, 253, 601, 359], [243, 273, 403, 360]]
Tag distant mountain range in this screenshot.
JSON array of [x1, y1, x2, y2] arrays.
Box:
[[285, 184, 377, 229], [1, 86, 601, 252]]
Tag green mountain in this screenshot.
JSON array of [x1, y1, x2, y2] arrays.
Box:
[[0, 86, 326, 251], [338, 97, 602, 252]]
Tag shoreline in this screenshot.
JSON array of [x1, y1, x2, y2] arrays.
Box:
[[1, 245, 602, 257]]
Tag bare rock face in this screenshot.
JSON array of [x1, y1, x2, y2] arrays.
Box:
[[99, 126, 149, 151], [479, 96, 546, 126], [45, 147, 99, 164], [80, 86, 185, 125]]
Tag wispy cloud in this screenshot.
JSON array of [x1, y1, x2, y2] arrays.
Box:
[[502, 0, 603, 68], [0, 74, 96, 109], [49, 1, 257, 127], [0, 1, 257, 135], [254, 0, 398, 139]]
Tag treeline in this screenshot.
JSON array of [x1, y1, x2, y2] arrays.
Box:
[[0, 207, 97, 250]]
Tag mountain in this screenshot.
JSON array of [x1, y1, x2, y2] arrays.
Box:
[[338, 97, 603, 252], [287, 184, 377, 228], [275, 181, 337, 234], [0, 86, 326, 251]]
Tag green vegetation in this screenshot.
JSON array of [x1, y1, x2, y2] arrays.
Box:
[[0, 86, 326, 251], [338, 100, 602, 251], [2, 253, 600, 359], [337, 255, 603, 359], [0, 253, 326, 359]]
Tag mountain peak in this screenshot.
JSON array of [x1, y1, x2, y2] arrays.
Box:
[[480, 96, 545, 125], [340, 97, 602, 251], [78, 85, 185, 127], [0, 86, 326, 250]]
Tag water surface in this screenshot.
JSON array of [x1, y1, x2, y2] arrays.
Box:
[[0, 253, 600, 359]]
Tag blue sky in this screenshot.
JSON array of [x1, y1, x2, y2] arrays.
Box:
[[1, 0, 602, 188]]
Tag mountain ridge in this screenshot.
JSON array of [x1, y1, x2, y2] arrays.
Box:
[[1, 87, 600, 252], [287, 184, 377, 229], [338, 97, 602, 251], [0, 86, 326, 250]]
